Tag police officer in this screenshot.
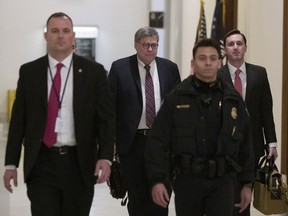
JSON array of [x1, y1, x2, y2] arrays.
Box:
[[145, 38, 254, 216]]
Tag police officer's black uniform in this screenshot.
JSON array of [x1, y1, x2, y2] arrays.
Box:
[[145, 75, 254, 216]]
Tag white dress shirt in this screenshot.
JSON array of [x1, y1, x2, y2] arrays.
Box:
[[48, 54, 76, 146]]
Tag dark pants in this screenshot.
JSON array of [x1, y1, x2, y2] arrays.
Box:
[[233, 157, 260, 216], [26, 146, 94, 216], [173, 174, 234, 216], [120, 134, 169, 216], [233, 180, 250, 216]]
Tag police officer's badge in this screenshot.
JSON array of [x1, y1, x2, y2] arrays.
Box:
[[231, 107, 237, 119]]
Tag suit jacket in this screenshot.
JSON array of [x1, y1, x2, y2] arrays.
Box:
[[219, 63, 277, 159], [5, 54, 115, 187], [108, 54, 181, 155]]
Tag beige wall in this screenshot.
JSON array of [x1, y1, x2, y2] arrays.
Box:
[[0, 0, 149, 121]]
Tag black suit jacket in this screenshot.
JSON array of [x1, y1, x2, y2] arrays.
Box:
[[219, 63, 277, 159], [108, 54, 181, 155], [5, 54, 115, 187]]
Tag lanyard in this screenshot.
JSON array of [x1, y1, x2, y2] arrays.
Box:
[[48, 58, 73, 109]]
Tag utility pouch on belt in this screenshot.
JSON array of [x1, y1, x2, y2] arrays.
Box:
[[207, 158, 225, 178]]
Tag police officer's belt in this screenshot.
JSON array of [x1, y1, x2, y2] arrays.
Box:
[[176, 155, 228, 178]]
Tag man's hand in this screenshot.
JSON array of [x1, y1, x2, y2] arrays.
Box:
[[94, 159, 111, 184], [234, 185, 252, 213], [3, 169, 18, 193], [151, 183, 169, 208], [268, 147, 278, 160]]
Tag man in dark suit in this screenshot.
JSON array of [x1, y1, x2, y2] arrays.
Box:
[[108, 27, 181, 216], [3, 12, 115, 216], [218, 29, 278, 216]]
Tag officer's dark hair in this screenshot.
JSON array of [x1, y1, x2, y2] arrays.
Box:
[[223, 29, 247, 47], [192, 38, 222, 59], [46, 12, 74, 29]]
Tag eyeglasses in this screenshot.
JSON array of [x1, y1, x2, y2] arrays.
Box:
[[140, 42, 159, 50]]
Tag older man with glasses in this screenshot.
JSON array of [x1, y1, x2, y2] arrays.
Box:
[[108, 26, 181, 216]]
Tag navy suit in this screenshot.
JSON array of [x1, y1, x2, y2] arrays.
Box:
[[108, 54, 180, 215], [5, 54, 115, 215], [219, 63, 277, 216]]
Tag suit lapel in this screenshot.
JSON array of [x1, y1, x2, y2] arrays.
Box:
[[129, 55, 142, 93], [39, 56, 49, 112], [245, 63, 254, 103], [156, 57, 165, 100], [72, 55, 84, 115]]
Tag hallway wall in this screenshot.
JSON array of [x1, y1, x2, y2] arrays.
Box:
[[0, 0, 148, 121]]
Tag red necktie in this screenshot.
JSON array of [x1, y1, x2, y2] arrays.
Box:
[[43, 63, 63, 148], [145, 65, 156, 128], [234, 69, 242, 97]]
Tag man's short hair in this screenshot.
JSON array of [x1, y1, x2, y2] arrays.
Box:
[[223, 29, 247, 47], [46, 12, 73, 28], [193, 38, 222, 59], [134, 27, 159, 43]]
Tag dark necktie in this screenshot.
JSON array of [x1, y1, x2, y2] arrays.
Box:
[[43, 63, 63, 148], [144, 65, 156, 128], [234, 69, 242, 97]]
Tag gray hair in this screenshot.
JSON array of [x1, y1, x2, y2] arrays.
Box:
[[134, 27, 159, 43]]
